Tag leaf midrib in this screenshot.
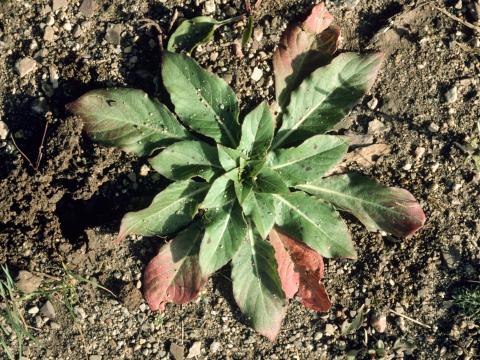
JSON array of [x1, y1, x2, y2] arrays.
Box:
[[273, 194, 337, 247], [247, 223, 269, 319], [124, 183, 209, 236], [296, 183, 413, 217], [272, 58, 357, 150], [171, 61, 238, 147], [271, 143, 344, 170]]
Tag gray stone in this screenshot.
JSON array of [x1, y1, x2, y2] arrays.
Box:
[[79, 0, 97, 17], [445, 86, 458, 103], [40, 301, 56, 319], [368, 119, 385, 134], [371, 313, 387, 333], [105, 23, 123, 45], [28, 306, 40, 315], [52, 0, 68, 11], [89, 356, 102, 360], [428, 122, 439, 133], [367, 97, 379, 110], [15, 270, 42, 293], [15, 57, 38, 78]]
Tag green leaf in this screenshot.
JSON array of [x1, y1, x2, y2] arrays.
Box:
[[167, 16, 243, 53], [66, 88, 190, 156], [217, 144, 241, 171], [269, 135, 348, 186], [200, 200, 247, 275], [200, 170, 237, 209], [234, 177, 253, 204], [241, 191, 275, 238], [254, 168, 289, 194], [241, 15, 254, 47], [238, 102, 274, 159], [274, 192, 355, 258], [231, 223, 286, 340], [149, 140, 222, 181], [296, 173, 426, 237], [118, 180, 210, 241], [271, 53, 383, 149], [162, 52, 240, 147], [167, 17, 221, 53]]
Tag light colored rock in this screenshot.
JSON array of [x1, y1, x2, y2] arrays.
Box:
[[187, 341, 201, 358], [28, 306, 40, 315], [15, 57, 38, 78], [44, 26, 55, 42], [63, 21, 72, 31], [0, 121, 9, 140], [403, 163, 412, 171], [251, 67, 263, 82], [367, 97, 379, 110], [415, 146, 426, 160], [428, 122, 439, 133], [52, 0, 68, 11], [170, 343, 184, 360], [371, 313, 387, 333], [89, 356, 102, 360], [40, 301, 56, 319], [367, 119, 385, 134], [46, 13, 55, 26], [79, 0, 97, 17], [445, 86, 458, 103], [209, 341, 221, 354], [325, 324, 336, 336], [15, 270, 42, 293], [74, 306, 87, 320], [253, 27, 264, 42], [204, 0, 216, 14]]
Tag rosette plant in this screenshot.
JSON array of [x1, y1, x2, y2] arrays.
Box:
[[67, 3, 425, 340]]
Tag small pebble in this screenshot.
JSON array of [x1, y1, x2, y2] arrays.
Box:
[[325, 324, 336, 336], [415, 146, 426, 160], [40, 301, 56, 319], [428, 123, 440, 133], [204, 0, 216, 14], [371, 313, 387, 333], [403, 163, 412, 171], [44, 26, 55, 42], [46, 13, 55, 26], [251, 67, 263, 82], [28, 306, 40, 315], [79, 0, 97, 17], [52, 0, 68, 11], [445, 86, 458, 103], [15, 57, 38, 78], [210, 341, 221, 353], [0, 121, 9, 140], [367, 97, 379, 110]]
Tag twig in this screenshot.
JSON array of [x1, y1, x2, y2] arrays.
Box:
[[433, 5, 480, 33], [9, 134, 35, 169], [35, 117, 49, 170], [139, 19, 164, 52], [168, 9, 179, 33], [388, 309, 431, 329]]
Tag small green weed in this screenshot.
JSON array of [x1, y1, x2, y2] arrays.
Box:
[[454, 285, 480, 321]]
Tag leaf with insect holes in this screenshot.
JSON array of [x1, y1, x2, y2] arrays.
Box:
[[66, 88, 190, 156], [231, 223, 287, 340], [168, 16, 242, 53], [272, 53, 383, 150], [200, 200, 246, 275], [241, 191, 275, 239], [238, 102, 274, 159], [117, 180, 209, 241], [144, 222, 206, 311], [269, 228, 331, 312], [269, 135, 348, 186], [273, 3, 340, 109], [149, 140, 222, 181], [274, 191, 355, 258], [296, 173, 426, 237], [162, 52, 240, 147]]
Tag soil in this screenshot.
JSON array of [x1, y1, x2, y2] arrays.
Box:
[[0, 0, 479, 359]]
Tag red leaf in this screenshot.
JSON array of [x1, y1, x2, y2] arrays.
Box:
[[273, 2, 340, 107], [302, 2, 334, 33], [269, 228, 332, 312], [143, 224, 206, 311], [269, 229, 299, 298]]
